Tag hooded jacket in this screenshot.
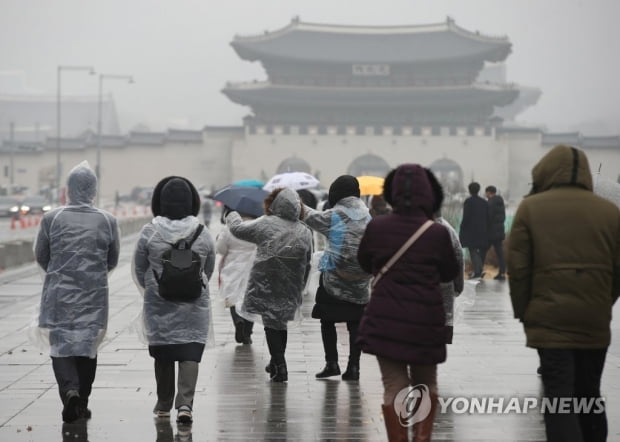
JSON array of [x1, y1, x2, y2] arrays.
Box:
[[303, 196, 372, 304], [34, 161, 120, 358], [227, 188, 313, 330], [356, 164, 459, 365], [133, 215, 215, 347], [508, 145, 620, 348], [216, 221, 257, 308]]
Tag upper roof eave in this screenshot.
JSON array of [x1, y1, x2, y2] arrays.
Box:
[[231, 18, 511, 64], [233, 17, 508, 43]]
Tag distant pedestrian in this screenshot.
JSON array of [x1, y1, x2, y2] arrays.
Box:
[[202, 196, 213, 227], [133, 176, 215, 424], [484, 185, 506, 280], [216, 207, 257, 345], [459, 182, 488, 278], [508, 145, 620, 442], [357, 164, 459, 442], [33, 161, 120, 423], [369, 193, 391, 217], [227, 187, 313, 382], [303, 175, 371, 381]]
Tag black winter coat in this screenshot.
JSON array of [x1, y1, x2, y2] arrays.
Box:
[[459, 195, 488, 248], [487, 195, 506, 242]]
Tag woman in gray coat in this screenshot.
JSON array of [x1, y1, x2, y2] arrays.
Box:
[[34, 161, 120, 423], [133, 176, 215, 424], [227, 187, 313, 382]]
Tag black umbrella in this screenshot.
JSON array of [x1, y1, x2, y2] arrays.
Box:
[[213, 185, 268, 217]]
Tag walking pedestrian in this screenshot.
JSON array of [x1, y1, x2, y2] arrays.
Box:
[[484, 185, 506, 280], [133, 176, 216, 424], [459, 182, 488, 278], [33, 161, 120, 423], [302, 175, 372, 381], [227, 187, 313, 382], [216, 207, 257, 345], [508, 145, 620, 442], [357, 164, 459, 442]]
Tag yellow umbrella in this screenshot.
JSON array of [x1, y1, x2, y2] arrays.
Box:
[[356, 175, 385, 196]]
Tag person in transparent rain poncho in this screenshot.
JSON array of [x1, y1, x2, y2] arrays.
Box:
[[227, 187, 313, 382], [216, 205, 257, 345], [31, 161, 120, 423], [302, 175, 372, 381], [132, 176, 215, 424], [424, 169, 465, 344]]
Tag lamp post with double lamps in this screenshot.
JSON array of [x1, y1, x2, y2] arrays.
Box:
[[56, 65, 96, 204], [96, 74, 134, 207]]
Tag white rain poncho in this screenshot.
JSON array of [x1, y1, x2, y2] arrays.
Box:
[[132, 216, 215, 346], [227, 188, 313, 330], [303, 196, 372, 304], [437, 217, 464, 326], [32, 161, 120, 358], [216, 223, 257, 308]]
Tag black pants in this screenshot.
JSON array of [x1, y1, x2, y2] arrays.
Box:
[[51, 356, 97, 406], [485, 240, 506, 274], [537, 348, 608, 442], [230, 306, 254, 337], [320, 319, 361, 365], [265, 327, 288, 365], [468, 247, 485, 276]]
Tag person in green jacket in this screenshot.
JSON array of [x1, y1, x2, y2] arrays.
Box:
[[508, 144, 620, 442]]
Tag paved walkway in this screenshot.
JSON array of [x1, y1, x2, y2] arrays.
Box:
[[1, 224, 619, 441]]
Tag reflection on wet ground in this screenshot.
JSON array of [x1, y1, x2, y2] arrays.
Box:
[[1, 227, 620, 441]]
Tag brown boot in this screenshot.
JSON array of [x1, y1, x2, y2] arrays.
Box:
[[413, 393, 437, 442], [382, 404, 408, 442]]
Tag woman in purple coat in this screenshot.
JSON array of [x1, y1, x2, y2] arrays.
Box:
[[357, 164, 459, 442]]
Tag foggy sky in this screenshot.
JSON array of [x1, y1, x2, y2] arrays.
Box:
[[1, 0, 619, 134]]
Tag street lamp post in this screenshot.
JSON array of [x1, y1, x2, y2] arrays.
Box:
[[96, 74, 134, 207], [56, 65, 95, 204]]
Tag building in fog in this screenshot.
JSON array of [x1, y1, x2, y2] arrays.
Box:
[[0, 18, 618, 205]]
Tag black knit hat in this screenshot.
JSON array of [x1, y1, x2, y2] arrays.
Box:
[[328, 175, 360, 207], [151, 176, 201, 219]]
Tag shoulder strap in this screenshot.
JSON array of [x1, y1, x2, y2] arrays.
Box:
[[371, 219, 434, 290], [188, 224, 204, 247]]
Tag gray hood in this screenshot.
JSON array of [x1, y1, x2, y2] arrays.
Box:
[[67, 161, 97, 206], [270, 188, 301, 221]]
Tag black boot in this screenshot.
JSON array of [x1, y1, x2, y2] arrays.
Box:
[[62, 391, 82, 423], [341, 362, 359, 381], [265, 359, 275, 376], [315, 361, 341, 379], [271, 363, 288, 382], [242, 320, 253, 345], [78, 397, 91, 419]]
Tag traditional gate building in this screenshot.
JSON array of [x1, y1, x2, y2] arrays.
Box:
[[1, 18, 618, 205]]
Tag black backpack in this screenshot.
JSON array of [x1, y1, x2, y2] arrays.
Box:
[[153, 225, 205, 302]]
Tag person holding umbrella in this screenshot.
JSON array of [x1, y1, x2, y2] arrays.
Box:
[[302, 175, 372, 381], [226, 187, 313, 382]]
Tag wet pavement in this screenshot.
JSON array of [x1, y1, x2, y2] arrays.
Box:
[[1, 223, 620, 441]]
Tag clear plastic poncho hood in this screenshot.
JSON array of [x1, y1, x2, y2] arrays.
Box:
[[303, 196, 372, 304], [30, 161, 120, 358], [227, 188, 313, 330], [132, 216, 216, 347], [67, 160, 97, 205]]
